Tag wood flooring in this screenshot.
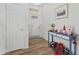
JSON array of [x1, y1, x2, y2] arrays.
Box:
[[4, 38, 54, 55]]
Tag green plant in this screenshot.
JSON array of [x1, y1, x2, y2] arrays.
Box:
[[51, 23, 55, 27]]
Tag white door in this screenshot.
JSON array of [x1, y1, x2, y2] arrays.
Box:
[[0, 4, 6, 54], [29, 5, 41, 38], [6, 4, 28, 52]]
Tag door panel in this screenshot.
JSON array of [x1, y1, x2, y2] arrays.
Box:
[[0, 4, 6, 54], [29, 5, 41, 38], [6, 4, 28, 52]]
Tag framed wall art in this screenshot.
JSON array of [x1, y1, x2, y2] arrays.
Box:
[[55, 4, 68, 19]]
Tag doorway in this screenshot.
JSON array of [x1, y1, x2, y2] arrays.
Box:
[[28, 4, 42, 39]]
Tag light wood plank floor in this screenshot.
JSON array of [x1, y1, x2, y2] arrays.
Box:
[[4, 38, 53, 55]]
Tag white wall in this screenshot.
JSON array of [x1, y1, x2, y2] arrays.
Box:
[[42, 3, 79, 54], [42, 3, 56, 40]]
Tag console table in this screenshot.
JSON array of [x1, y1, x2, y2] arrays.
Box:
[[48, 31, 77, 55]]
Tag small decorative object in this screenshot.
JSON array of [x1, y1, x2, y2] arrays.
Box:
[[63, 25, 66, 30], [70, 26, 76, 36], [71, 32, 74, 36], [54, 42, 65, 55], [67, 25, 75, 35], [51, 23, 55, 32], [55, 29, 58, 32], [62, 25, 67, 35], [54, 50, 61, 55], [67, 25, 72, 35], [63, 48, 70, 55], [56, 4, 68, 19]]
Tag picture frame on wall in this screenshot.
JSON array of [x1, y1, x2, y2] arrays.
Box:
[[55, 4, 68, 19]]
